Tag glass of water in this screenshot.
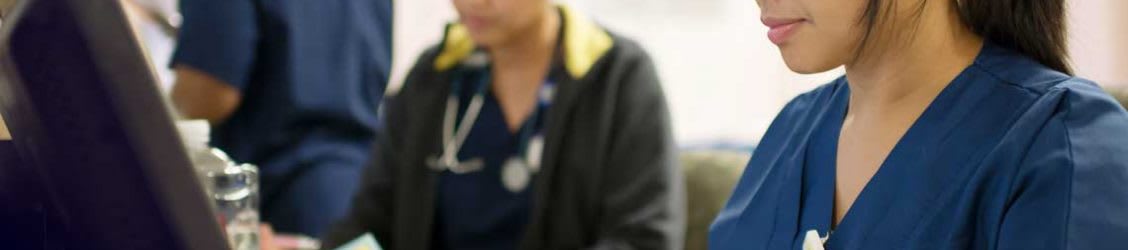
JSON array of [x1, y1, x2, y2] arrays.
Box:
[[208, 162, 260, 250]]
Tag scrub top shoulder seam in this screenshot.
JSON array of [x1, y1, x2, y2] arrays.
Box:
[[1059, 86, 1077, 250]]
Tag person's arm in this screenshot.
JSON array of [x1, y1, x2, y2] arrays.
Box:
[[320, 121, 399, 249], [169, 0, 259, 124], [999, 82, 1128, 249], [589, 48, 686, 250], [320, 47, 437, 249], [171, 66, 242, 124]]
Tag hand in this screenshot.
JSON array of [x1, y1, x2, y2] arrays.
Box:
[[259, 224, 280, 250], [258, 224, 322, 250]]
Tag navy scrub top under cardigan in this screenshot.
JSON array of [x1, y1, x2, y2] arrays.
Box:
[[431, 68, 553, 250]]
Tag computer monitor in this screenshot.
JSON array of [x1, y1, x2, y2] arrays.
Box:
[[0, 0, 228, 249]]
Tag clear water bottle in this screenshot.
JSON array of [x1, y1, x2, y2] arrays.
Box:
[[209, 156, 260, 250], [178, 121, 260, 250]]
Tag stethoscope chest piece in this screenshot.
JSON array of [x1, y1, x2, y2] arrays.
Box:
[[430, 51, 552, 193], [502, 157, 531, 193], [502, 134, 545, 193]]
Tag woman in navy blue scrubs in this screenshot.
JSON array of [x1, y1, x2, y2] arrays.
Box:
[[710, 0, 1128, 249]]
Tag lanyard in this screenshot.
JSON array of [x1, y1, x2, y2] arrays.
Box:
[[514, 79, 554, 160]]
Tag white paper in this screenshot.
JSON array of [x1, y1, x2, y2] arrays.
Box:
[[335, 233, 382, 250]]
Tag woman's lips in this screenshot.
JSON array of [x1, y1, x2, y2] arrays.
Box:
[[762, 17, 805, 45], [462, 16, 490, 31]]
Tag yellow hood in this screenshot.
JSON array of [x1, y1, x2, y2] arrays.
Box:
[[432, 5, 614, 79]]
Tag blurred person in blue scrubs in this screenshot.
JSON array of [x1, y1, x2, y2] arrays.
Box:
[[168, 0, 393, 237], [709, 0, 1128, 249], [322, 0, 685, 249]]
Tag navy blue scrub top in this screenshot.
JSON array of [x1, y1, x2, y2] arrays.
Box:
[[171, 0, 392, 175], [432, 70, 548, 250], [710, 42, 1128, 250]]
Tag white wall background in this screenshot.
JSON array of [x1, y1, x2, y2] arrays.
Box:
[[394, 0, 845, 145], [115, 0, 1126, 146], [1068, 0, 1128, 88], [393, 0, 1128, 145]]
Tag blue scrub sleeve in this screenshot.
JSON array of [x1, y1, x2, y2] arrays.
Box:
[[171, 0, 259, 90], [1001, 81, 1128, 250]]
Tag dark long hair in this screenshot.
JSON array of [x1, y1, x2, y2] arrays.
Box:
[[858, 0, 1072, 75]]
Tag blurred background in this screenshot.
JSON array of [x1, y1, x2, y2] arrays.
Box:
[[396, 0, 1128, 147], [123, 0, 1128, 149], [0, 0, 1120, 249]]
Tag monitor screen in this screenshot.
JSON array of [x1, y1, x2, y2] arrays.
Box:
[[0, 0, 228, 249]]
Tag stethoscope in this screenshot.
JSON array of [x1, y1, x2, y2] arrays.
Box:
[[426, 51, 554, 193]]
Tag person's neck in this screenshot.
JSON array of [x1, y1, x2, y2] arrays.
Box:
[[844, 7, 983, 116], [489, 7, 560, 81], [486, 7, 561, 131]]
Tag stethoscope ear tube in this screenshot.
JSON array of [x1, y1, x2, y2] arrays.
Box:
[[427, 50, 554, 193], [429, 57, 491, 173]]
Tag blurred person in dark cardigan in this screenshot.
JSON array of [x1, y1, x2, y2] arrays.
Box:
[[324, 2, 685, 249]]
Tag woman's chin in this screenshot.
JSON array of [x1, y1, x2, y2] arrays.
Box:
[[777, 43, 852, 75], [781, 53, 840, 74], [783, 61, 836, 74]]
